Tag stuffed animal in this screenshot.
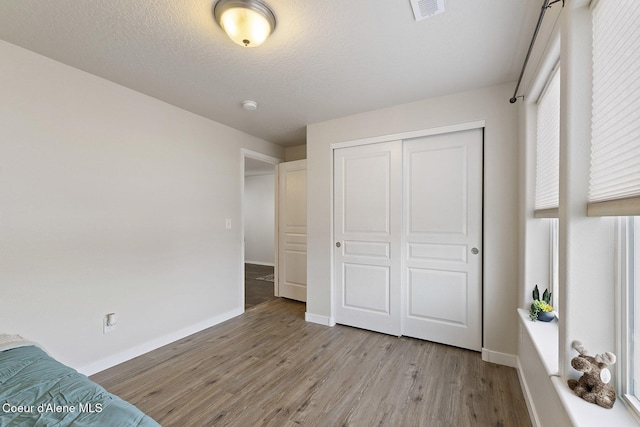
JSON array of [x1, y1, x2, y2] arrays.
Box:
[[567, 340, 616, 409]]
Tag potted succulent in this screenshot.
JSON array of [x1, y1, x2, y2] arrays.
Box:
[[529, 285, 554, 321]]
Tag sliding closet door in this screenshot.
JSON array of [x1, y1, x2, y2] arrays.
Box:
[[334, 142, 402, 336], [402, 129, 483, 351], [333, 128, 483, 351]]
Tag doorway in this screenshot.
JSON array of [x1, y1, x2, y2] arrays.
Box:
[[242, 151, 280, 309]]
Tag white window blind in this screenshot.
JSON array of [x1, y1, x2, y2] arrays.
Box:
[[535, 68, 560, 217], [589, 0, 640, 216]]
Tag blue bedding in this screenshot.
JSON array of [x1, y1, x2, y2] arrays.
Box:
[[0, 345, 160, 427]]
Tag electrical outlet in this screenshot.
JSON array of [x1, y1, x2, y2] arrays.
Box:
[[103, 313, 117, 334]]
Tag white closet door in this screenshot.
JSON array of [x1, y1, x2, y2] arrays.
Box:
[[402, 129, 483, 351], [334, 141, 402, 336], [278, 160, 307, 302], [333, 128, 483, 351]]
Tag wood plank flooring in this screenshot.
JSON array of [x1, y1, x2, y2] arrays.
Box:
[[245, 263, 277, 309], [91, 299, 531, 427]]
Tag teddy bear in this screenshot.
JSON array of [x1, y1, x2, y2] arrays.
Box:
[[567, 340, 616, 409]]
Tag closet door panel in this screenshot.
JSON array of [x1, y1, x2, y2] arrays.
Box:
[[333, 141, 402, 336], [402, 129, 483, 351]]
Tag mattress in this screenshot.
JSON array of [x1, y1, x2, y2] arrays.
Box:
[[0, 340, 160, 427]]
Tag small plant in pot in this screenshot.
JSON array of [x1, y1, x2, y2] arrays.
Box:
[[529, 285, 554, 321]]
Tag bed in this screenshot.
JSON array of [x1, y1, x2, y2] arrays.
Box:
[[0, 335, 160, 427]]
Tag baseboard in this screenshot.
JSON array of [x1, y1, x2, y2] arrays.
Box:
[[78, 307, 243, 376], [516, 356, 542, 427], [305, 312, 336, 327], [481, 348, 518, 368], [245, 261, 275, 267]]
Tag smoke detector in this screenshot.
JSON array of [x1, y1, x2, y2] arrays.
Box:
[[410, 0, 445, 21], [242, 100, 258, 111]]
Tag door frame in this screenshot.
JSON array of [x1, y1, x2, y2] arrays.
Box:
[[330, 120, 485, 343], [241, 149, 282, 310]]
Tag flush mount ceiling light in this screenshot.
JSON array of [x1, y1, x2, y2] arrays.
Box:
[[214, 0, 276, 48]]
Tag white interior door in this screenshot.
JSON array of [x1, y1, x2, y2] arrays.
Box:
[[402, 129, 483, 351], [334, 142, 402, 336], [278, 160, 307, 302], [333, 128, 483, 351]]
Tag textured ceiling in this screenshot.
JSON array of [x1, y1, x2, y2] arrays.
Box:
[[0, 0, 541, 147]]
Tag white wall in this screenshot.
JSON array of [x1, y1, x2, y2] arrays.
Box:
[[284, 144, 306, 161], [306, 82, 521, 359], [244, 174, 275, 265], [0, 41, 283, 373]]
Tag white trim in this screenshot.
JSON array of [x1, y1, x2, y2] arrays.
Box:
[[329, 142, 336, 326], [305, 312, 336, 327], [240, 149, 281, 165], [527, 37, 561, 105], [517, 308, 559, 375], [516, 356, 543, 427], [330, 121, 485, 150], [617, 216, 640, 422], [551, 376, 638, 426], [616, 216, 629, 403], [481, 348, 518, 368], [622, 394, 640, 425], [78, 307, 243, 376], [549, 218, 560, 312], [274, 166, 280, 297]]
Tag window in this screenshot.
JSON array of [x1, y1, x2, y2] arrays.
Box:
[[621, 217, 639, 414], [534, 66, 560, 310], [549, 218, 559, 309], [589, 0, 640, 217], [633, 218, 640, 401], [591, 0, 640, 416], [535, 67, 560, 218]]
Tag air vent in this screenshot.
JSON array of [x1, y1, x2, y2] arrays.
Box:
[[410, 0, 445, 21]]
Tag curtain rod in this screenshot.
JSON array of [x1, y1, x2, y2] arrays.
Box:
[[510, 0, 564, 104]]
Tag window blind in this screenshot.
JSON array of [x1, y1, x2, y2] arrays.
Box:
[[589, 0, 640, 216], [535, 68, 560, 217]]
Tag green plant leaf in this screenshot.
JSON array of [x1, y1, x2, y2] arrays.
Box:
[[533, 285, 540, 301]]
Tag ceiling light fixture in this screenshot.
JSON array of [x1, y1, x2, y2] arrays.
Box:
[[214, 0, 276, 48]]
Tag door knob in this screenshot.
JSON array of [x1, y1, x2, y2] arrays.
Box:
[[471, 247, 479, 255], [336, 242, 341, 248]]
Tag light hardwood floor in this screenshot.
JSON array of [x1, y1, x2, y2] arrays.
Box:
[[91, 298, 531, 427], [245, 263, 277, 309]]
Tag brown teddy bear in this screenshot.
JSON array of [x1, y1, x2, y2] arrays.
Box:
[[567, 340, 616, 409]]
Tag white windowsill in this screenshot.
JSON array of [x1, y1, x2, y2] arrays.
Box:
[[552, 377, 638, 426], [517, 308, 559, 375], [518, 308, 639, 426]]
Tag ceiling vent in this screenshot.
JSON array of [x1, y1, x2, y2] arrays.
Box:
[[410, 0, 445, 21]]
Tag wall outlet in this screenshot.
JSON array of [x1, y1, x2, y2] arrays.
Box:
[[103, 313, 117, 334]]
